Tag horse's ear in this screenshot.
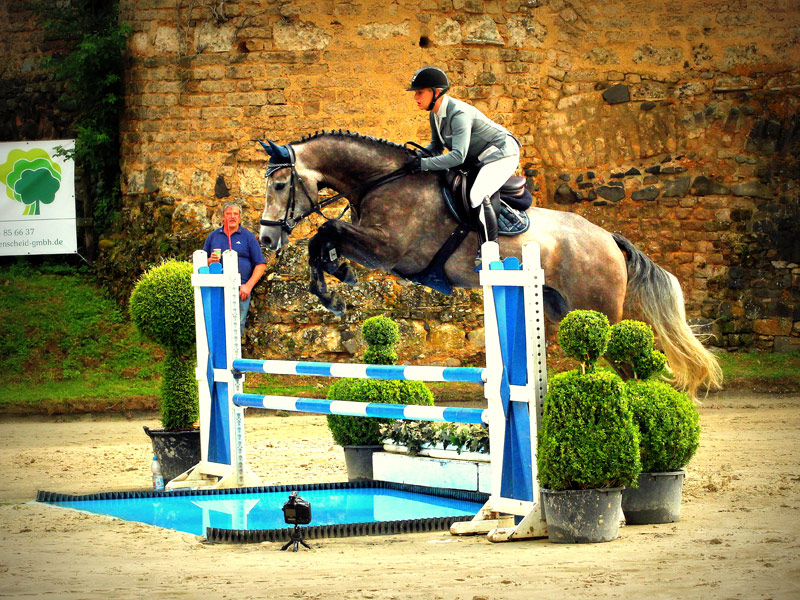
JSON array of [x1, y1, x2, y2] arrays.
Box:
[[257, 139, 272, 155], [268, 140, 283, 156]]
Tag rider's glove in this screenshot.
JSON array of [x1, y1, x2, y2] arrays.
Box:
[[403, 155, 422, 173]]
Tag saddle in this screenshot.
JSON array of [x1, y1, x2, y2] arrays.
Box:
[[441, 168, 532, 236], [397, 167, 534, 295]]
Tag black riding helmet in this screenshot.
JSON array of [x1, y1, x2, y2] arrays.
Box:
[[407, 66, 450, 111]]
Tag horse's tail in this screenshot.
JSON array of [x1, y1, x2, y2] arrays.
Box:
[[612, 233, 723, 398]]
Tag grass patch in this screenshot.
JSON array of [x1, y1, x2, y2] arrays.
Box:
[[0, 260, 163, 414], [715, 350, 800, 393]]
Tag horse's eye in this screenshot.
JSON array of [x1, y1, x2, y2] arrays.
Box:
[[273, 182, 286, 191]]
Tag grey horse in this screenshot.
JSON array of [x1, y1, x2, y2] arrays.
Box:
[[258, 130, 721, 398]]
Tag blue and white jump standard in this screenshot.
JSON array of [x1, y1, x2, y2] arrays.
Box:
[[168, 241, 548, 542]]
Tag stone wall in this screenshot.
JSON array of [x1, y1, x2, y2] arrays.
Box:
[[0, 2, 70, 142], [4, 0, 799, 363]]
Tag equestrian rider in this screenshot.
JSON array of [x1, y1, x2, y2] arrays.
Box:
[[403, 66, 521, 263]]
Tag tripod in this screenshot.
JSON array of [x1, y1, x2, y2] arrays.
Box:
[[281, 525, 312, 552]]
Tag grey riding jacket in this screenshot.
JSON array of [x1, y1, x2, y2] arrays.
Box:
[[420, 95, 519, 171]]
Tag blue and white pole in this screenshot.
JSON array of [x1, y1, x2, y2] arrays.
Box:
[[232, 394, 488, 425], [233, 358, 486, 383]]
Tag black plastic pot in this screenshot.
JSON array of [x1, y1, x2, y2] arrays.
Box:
[[621, 470, 685, 524], [143, 426, 201, 483], [342, 445, 383, 481], [541, 487, 623, 543]]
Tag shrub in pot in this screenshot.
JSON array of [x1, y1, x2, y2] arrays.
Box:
[[380, 421, 490, 456], [129, 260, 200, 482], [611, 319, 701, 524], [537, 310, 641, 543], [326, 316, 434, 480]]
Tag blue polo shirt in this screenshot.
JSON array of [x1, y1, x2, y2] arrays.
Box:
[[203, 227, 266, 284]]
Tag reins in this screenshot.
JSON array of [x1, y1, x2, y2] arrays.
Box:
[[260, 144, 406, 233]]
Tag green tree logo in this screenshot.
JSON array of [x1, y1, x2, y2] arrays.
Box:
[[0, 148, 63, 216]]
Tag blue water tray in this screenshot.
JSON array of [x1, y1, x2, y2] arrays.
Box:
[[37, 481, 488, 544]]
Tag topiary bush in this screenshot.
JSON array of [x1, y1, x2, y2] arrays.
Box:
[[557, 310, 610, 372], [631, 349, 667, 380], [326, 316, 433, 446], [607, 320, 667, 380], [624, 380, 700, 472], [537, 369, 641, 490], [129, 260, 198, 430], [362, 316, 399, 365]]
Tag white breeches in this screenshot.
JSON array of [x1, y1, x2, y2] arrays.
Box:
[[469, 145, 521, 208]]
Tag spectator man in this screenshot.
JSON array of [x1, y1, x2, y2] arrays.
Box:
[[203, 201, 266, 336]]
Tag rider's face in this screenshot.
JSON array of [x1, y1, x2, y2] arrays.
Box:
[[413, 88, 434, 110]]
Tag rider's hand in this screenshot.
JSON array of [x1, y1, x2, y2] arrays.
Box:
[[403, 155, 422, 173]]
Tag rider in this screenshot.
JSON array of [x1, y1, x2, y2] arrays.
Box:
[[404, 66, 521, 264]]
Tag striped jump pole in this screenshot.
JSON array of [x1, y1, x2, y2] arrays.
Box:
[[232, 358, 485, 383], [232, 395, 487, 425], [172, 241, 548, 542]]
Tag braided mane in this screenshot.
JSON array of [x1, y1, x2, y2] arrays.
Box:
[[295, 129, 406, 152]]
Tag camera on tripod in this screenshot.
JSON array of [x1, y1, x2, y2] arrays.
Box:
[[281, 491, 312, 552], [282, 491, 312, 525]]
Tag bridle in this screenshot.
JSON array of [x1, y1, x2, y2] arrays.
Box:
[[259, 144, 407, 234]]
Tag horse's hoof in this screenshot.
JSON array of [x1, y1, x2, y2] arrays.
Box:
[[329, 295, 347, 316], [335, 264, 358, 286]]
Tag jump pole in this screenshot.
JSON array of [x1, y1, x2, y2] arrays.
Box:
[[169, 241, 548, 541]]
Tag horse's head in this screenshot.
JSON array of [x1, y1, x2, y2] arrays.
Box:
[[258, 140, 320, 251]]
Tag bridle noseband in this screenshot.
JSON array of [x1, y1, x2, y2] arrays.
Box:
[[260, 143, 407, 234], [259, 145, 322, 234]]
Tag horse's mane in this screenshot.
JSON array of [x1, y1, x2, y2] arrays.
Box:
[[295, 129, 406, 152]]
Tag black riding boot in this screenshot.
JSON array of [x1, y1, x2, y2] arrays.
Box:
[[474, 196, 498, 268]]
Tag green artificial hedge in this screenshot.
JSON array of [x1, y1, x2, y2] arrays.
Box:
[[326, 316, 433, 446], [624, 379, 700, 472], [129, 260, 198, 430]]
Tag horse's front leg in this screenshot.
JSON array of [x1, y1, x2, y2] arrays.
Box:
[[307, 220, 402, 315], [308, 235, 351, 316]]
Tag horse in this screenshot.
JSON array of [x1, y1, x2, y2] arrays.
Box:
[[257, 130, 722, 398]]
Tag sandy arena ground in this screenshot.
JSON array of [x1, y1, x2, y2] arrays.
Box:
[[0, 391, 798, 599]]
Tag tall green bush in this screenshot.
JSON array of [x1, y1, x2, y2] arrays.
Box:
[[326, 317, 433, 446], [625, 380, 700, 472], [538, 310, 641, 491], [129, 260, 198, 430], [537, 369, 641, 490], [608, 319, 700, 473]]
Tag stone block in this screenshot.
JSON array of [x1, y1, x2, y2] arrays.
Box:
[[690, 175, 730, 196], [601, 83, 630, 104], [731, 181, 773, 199], [774, 336, 800, 353], [596, 185, 625, 202], [752, 318, 793, 336], [631, 186, 660, 201], [661, 176, 691, 198]]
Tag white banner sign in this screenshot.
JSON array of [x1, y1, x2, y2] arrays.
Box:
[[0, 139, 77, 256]]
